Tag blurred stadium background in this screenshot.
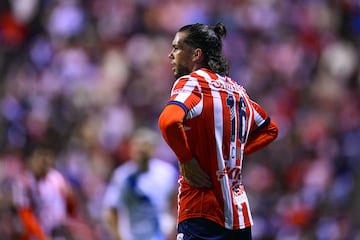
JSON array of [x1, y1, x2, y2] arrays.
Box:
[[0, 0, 359, 239]]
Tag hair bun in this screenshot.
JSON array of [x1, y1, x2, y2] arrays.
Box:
[[214, 22, 227, 38]]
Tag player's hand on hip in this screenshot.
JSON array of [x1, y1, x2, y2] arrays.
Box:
[[179, 157, 212, 188]]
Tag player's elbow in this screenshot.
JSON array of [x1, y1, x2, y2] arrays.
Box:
[[269, 120, 279, 140], [158, 106, 184, 133]]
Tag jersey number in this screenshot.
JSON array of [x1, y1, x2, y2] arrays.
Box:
[[226, 94, 247, 160]]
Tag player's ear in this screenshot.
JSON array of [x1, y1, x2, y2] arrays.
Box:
[[192, 48, 204, 63]]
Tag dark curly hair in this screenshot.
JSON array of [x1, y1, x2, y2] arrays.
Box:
[[178, 22, 229, 75]]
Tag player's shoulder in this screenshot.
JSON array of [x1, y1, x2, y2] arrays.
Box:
[[151, 157, 174, 167], [46, 169, 68, 187], [111, 161, 137, 180], [191, 68, 213, 79], [150, 158, 177, 173], [174, 74, 194, 86], [149, 158, 178, 186], [176, 68, 209, 82]]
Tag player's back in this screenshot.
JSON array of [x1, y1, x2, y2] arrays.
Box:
[[176, 68, 255, 229]]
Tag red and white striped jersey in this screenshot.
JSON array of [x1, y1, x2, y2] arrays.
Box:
[[165, 68, 273, 230]]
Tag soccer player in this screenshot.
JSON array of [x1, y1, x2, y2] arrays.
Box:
[[13, 147, 79, 239], [102, 127, 178, 240], [158, 22, 279, 240]]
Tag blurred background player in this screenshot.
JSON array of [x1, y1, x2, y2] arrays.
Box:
[[102, 127, 178, 240], [13, 147, 75, 239], [13, 146, 96, 240]]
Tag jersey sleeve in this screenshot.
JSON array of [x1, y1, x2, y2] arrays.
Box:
[[245, 99, 278, 155], [158, 76, 202, 163], [158, 104, 193, 163], [249, 99, 270, 131], [167, 76, 202, 116], [244, 119, 278, 155]]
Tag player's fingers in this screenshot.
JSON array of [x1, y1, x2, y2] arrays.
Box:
[[197, 170, 212, 187], [186, 172, 212, 188]]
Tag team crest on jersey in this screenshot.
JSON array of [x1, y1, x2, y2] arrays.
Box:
[[177, 233, 184, 240]]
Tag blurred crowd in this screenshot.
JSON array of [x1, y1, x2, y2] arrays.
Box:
[[0, 0, 359, 239]]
